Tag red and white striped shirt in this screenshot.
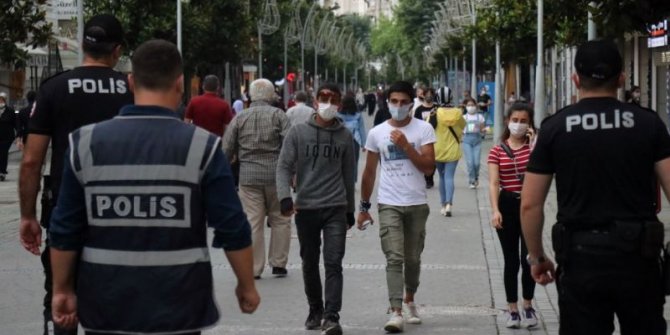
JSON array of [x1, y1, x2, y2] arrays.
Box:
[[487, 142, 531, 193]]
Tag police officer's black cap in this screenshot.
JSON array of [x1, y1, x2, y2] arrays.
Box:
[[83, 14, 124, 45], [574, 39, 622, 81]]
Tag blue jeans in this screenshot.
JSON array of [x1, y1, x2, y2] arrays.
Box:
[[436, 161, 459, 205], [461, 134, 482, 184]]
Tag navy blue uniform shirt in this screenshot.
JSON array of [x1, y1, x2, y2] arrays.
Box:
[[49, 105, 251, 251]]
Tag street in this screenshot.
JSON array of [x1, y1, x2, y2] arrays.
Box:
[[1, 116, 670, 335]]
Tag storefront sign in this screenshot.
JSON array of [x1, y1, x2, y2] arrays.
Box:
[[49, 0, 78, 20], [662, 51, 670, 65], [648, 19, 669, 48]]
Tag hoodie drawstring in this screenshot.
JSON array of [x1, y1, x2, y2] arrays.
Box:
[[312, 127, 320, 170]]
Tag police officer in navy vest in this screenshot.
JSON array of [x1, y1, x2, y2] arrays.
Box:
[[521, 39, 670, 335], [18, 14, 134, 335], [47, 39, 259, 334]]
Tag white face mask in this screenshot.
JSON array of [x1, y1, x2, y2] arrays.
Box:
[[388, 103, 411, 121], [508, 122, 529, 138], [317, 103, 338, 121], [466, 106, 477, 114], [0, 103, 5, 109]]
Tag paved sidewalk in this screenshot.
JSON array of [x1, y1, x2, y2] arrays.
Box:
[[1, 118, 670, 334]]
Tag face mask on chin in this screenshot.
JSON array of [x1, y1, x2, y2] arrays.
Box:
[[317, 103, 338, 121], [389, 103, 411, 121]]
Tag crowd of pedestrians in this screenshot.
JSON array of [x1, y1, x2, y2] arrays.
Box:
[[6, 12, 668, 335]]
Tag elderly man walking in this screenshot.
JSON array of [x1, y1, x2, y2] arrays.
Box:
[[223, 79, 292, 279]]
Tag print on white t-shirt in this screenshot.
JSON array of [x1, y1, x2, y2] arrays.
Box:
[[366, 118, 436, 206]]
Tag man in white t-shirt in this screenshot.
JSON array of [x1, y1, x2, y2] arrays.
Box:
[[358, 81, 436, 333]]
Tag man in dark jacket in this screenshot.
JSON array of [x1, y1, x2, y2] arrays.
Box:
[[0, 93, 17, 181], [277, 83, 356, 335], [16, 90, 36, 149]]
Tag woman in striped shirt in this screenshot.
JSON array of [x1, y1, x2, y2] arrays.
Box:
[[487, 103, 537, 329]]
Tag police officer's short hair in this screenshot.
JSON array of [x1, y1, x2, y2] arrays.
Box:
[[131, 39, 182, 91], [203, 75, 219, 92], [386, 81, 415, 101], [575, 39, 622, 91], [82, 14, 124, 59]]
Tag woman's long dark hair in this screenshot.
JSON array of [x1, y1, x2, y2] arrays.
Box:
[[340, 94, 358, 115], [500, 102, 535, 143]]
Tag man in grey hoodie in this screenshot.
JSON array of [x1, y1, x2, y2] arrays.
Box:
[[277, 83, 356, 335]]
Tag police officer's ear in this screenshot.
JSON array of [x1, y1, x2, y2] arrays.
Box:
[[175, 74, 185, 95], [112, 45, 122, 63], [616, 73, 625, 89], [571, 73, 582, 90], [127, 73, 136, 94]]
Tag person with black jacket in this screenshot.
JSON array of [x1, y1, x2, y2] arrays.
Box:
[[0, 93, 17, 181], [522, 39, 670, 335], [16, 90, 36, 150]]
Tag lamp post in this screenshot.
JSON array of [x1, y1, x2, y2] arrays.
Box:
[[588, 1, 597, 40], [284, 0, 302, 107], [533, 0, 545, 128], [493, 11, 503, 143], [469, 0, 477, 96], [300, 3, 318, 90], [257, 0, 280, 79], [314, 16, 331, 93], [78, 0, 84, 64]]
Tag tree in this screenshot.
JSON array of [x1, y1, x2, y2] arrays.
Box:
[[0, 1, 53, 67], [370, 16, 410, 82]]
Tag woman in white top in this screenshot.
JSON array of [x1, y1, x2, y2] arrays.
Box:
[[461, 97, 486, 188]]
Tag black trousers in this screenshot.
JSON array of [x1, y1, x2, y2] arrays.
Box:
[[496, 191, 535, 303], [0, 139, 12, 174], [295, 206, 347, 321], [557, 245, 666, 335]]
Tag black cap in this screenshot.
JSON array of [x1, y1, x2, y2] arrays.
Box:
[[83, 14, 124, 45], [574, 39, 622, 81]]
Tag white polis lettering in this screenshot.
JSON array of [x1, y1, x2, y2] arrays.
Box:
[[94, 194, 179, 218], [67, 78, 128, 94], [565, 110, 635, 132], [159, 197, 177, 217]]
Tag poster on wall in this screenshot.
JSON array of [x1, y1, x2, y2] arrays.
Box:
[[48, 0, 78, 21]]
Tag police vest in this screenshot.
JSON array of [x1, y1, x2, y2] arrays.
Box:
[[69, 117, 220, 334]]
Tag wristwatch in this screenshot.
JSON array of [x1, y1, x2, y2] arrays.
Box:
[[526, 254, 546, 266], [359, 200, 372, 213]]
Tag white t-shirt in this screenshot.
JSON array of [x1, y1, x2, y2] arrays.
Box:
[[463, 113, 485, 134], [366, 118, 436, 206]]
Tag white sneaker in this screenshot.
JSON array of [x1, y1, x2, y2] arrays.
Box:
[[468, 183, 475, 189], [404, 302, 421, 324], [521, 307, 538, 328], [445, 204, 452, 217], [384, 310, 404, 333], [440, 205, 447, 216], [506, 311, 521, 328]]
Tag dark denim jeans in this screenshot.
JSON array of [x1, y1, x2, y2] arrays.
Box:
[[295, 206, 347, 320]]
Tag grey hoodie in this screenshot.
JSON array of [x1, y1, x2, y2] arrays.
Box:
[[276, 114, 356, 213]]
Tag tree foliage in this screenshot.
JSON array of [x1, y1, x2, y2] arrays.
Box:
[[1, 0, 53, 67]]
